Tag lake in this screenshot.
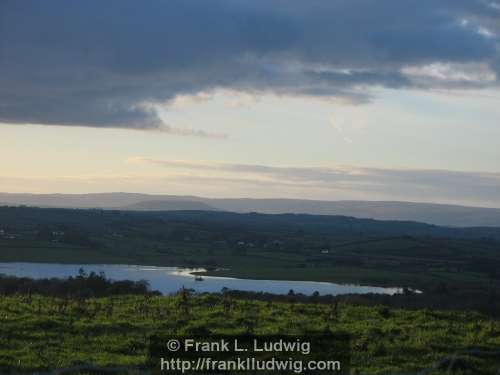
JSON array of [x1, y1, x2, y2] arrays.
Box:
[[0, 262, 402, 296]]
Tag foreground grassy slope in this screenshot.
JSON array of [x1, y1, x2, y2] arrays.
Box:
[[0, 294, 499, 374]]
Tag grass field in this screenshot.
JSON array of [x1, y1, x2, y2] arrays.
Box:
[[1, 207, 500, 291], [1, 208, 500, 374], [0, 293, 499, 374], [0, 236, 496, 291]]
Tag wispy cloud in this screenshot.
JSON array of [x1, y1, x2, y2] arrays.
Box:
[[128, 157, 500, 207], [157, 125, 228, 139]]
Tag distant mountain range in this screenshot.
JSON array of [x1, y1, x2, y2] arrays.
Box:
[[1, 192, 500, 227]]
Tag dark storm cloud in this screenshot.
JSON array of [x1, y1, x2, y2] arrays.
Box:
[[0, 0, 499, 130]]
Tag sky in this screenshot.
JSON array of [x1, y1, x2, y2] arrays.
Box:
[[1, 0, 500, 207]]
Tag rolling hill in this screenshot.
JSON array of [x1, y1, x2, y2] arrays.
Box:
[[2, 192, 500, 227]]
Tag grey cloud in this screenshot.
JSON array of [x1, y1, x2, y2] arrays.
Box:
[[1, 0, 499, 129], [156, 125, 228, 139], [130, 158, 500, 206]]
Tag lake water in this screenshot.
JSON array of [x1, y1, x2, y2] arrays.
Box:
[[0, 262, 402, 296]]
